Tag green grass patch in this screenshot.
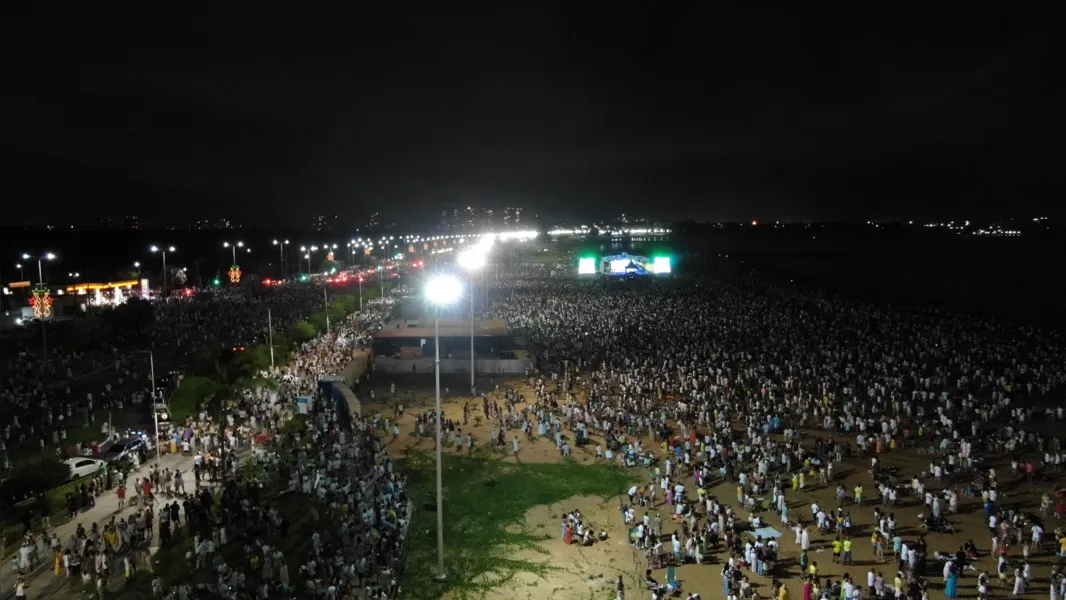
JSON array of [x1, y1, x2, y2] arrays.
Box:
[[400, 452, 638, 600]]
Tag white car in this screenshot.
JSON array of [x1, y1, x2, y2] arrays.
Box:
[[63, 457, 106, 480]]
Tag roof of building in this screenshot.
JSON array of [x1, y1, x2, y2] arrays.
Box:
[[373, 318, 510, 339]]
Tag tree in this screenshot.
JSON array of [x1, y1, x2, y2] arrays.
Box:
[[284, 321, 316, 343], [0, 462, 69, 506], [307, 312, 327, 333]]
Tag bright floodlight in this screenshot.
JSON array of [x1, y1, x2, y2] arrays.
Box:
[[21, 253, 30, 260], [45, 253, 56, 260], [426, 275, 462, 305], [151, 246, 159, 252], [457, 249, 487, 271]]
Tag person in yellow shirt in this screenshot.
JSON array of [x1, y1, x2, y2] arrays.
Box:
[[809, 562, 818, 577], [842, 537, 854, 565], [832, 539, 842, 563], [778, 582, 791, 600], [1059, 535, 1066, 557]]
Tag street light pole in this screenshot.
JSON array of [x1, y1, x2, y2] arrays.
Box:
[[136, 349, 162, 463], [458, 248, 487, 396], [434, 306, 445, 579], [22, 252, 56, 357], [469, 285, 475, 394], [223, 241, 245, 266], [358, 276, 363, 310], [267, 308, 275, 370], [324, 286, 330, 335], [426, 274, 462, 581], [273, 240, 289, 274], [150, 246, 175, 300]]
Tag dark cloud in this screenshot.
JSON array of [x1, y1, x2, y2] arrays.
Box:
[[2, 5, 1063, 226]]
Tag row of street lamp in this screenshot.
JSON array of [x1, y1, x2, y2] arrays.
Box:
[[14, 238, 410, 288]]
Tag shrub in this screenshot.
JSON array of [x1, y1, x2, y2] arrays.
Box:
[[168, 376, 220, 423], [284, 321, 316, 343], [307, 312, 327, 333]]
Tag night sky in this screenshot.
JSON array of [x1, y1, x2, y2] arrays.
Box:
[[3, 5, 1063, 226]]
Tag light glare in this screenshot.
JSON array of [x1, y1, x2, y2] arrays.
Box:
[[426, 275, 462, 305]]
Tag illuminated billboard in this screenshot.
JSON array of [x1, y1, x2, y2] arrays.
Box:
[[652, 256, 672, 274], [603, 253, 650, 276], [578, 257, 596, 274]]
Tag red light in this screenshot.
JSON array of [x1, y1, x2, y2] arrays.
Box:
[[263, 278, 272, 285], [184, 289, 193, 296]]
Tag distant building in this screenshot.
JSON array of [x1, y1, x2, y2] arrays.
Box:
[[313, 214, 340, 232], [503, 207, 522, 226], [191, 218, 241, 230]]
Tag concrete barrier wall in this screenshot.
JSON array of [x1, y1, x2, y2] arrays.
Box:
[[340, 350, 369, 388], [372, 358, 529, 375]]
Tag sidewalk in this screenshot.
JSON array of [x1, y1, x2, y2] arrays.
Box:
[[0, 452, 194, 600]]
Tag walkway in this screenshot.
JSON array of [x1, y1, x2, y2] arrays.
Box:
[[0, 452, 194, 600]]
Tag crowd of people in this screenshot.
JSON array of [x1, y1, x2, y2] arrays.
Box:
[[28, 293, 404, 599], [483, 267, 1066, 600], [10, 252, 1066, 599], [0, 285, 353, 477]]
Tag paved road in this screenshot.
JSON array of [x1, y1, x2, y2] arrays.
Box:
[[0, 451, 195, 600]]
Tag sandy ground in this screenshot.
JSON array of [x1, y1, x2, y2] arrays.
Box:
[[364, 375, 1064, 600]]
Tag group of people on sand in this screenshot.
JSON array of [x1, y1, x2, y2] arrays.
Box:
[[464, 265, 1066, 600]]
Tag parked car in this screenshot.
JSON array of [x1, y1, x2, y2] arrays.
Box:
[[99, 437, 147, 463], [63, 457, 106, 480]]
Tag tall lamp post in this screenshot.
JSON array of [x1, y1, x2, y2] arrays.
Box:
[[300, 246, 319, 276], [21, 252, 56, 285], [458, 248, 487, 395], [129, 350, 163, 463], [134, 262, 141, 279], [15, 263, 24, 281], [21, 252, 55, 356], [272, 239, 289, 274], [222, 242, 250, 284], [425, 274, 462, 580], [150, 245, 175, 299], [222, 241, 249, 265]]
